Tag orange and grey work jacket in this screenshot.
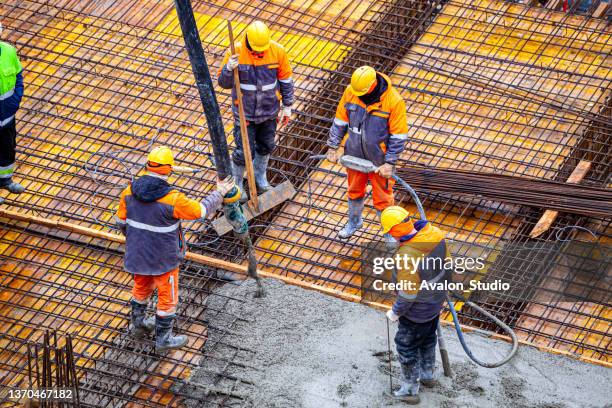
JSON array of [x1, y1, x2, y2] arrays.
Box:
[[327, 73, 408, 167], [218, 39, 294, 124], [391, 220, 451, 323], [116, 174, 223, 275]]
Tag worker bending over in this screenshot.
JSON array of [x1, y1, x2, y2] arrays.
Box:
[[0, 23, 25, 195], [326, 66, 408, 241], [116, 146, 235, 352], [218, 20, 294, 202], [381, 206, 450, 405]]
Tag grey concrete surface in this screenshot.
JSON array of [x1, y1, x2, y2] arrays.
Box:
[[188, 278, 610, 408]]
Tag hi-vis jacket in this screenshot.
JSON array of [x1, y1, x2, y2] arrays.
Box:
[[391, 220, 451, 323], [0, 41, 24, 127], [327, 73, 408, 166], [218, 39, 294, 123], [116, 174, 222, 275]]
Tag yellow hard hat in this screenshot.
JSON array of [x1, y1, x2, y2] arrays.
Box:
[[147, 146, 174, 166], [246, 21, 271, 52], [381, 206, 410, 234], [350, 66, 377, 96]]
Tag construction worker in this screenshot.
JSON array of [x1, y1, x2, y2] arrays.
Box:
[[326, 66, 408, 241], [218, 20, 294, 202], [0, 22, 25, 196], [381, 206, 450, 404], [116, 146, 235, 352]]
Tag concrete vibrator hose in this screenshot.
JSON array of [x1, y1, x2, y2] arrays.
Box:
[[310, 154, 519, 369]]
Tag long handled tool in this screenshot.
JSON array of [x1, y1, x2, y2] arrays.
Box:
[[174, 0, 263, 296], [311, 154, 519, 371], [227, 21, 259, 213], [211, 21, 296, 236]]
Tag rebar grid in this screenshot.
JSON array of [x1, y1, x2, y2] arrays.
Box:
[[0, 218, 255, 407], [0, 0, 608, 387]]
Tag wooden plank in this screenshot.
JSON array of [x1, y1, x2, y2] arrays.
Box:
[[212, 180, 296, 235], [530, 160, 592, 238], [0, 206, 377, 306], [592, 2, 609, 18]]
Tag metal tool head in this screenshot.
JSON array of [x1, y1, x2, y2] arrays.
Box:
[[340, 155, 378, 173], [212, 180, 296, 236]]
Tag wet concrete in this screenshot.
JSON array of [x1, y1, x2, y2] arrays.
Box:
[[188, 278, 610, 408]]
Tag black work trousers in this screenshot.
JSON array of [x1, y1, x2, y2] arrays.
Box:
[[231, 118, 277, 166], [0, 119, 17, 186]]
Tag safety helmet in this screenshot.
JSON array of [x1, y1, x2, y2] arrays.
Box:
[[380, 206, 411, 234], [147, 146, 174, 167], [246, 21, 271, 52], [350, 66, 377, 96]]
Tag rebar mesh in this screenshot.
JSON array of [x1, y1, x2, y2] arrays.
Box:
[[0, 3, 610, 405]]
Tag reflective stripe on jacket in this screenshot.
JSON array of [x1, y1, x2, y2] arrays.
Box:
[[391, 221, 450, 323], [327, 73, 408, 166], [0, 42, 24, 127], [116, 184, 211, 275], [218, 39, 294, 123]]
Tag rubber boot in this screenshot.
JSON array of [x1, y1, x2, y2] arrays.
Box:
[[1, 179, 25, 194], [392, 384, 421, 404], [231, 162, 248, 203], [130, 300, 154, 338], [392, 363, 420, 404], [253, 152, 272, 193], [338, 197, 364, 239], [155, 315, 188, 353]]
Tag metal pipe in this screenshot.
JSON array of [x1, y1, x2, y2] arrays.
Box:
[[173, 0, 250, 237]]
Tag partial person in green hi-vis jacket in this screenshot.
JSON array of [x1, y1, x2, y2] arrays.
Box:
[[0, 22, 25, 196]]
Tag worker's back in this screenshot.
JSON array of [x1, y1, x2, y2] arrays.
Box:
[[394, 220, 450, 323], [117, 174, 204, 275]]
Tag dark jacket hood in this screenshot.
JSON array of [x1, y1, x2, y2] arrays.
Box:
[[358, 73, 388, 106], [131, 175, 173, 203]]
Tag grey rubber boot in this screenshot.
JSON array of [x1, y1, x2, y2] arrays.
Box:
[[392, 363, 420, 404], [231, 162, 248, 203], [155, 315, 188, 353], [253, 152, 272, 192], [392, 384, 421, 404], [130, 299, 154, 338], [338, 197, 365, 239], [1, 180, 25, 194]]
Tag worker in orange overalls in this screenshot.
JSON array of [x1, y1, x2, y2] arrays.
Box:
[[116, 146, 235, 352], [326, 66, 409, 241], [218, 20, 294, 202]]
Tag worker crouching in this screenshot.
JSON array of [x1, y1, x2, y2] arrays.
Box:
[[218, 20, 294, 202], [326, 66, 409, 241], [116, 146, 235, 353], [381, 206, 451, 405]]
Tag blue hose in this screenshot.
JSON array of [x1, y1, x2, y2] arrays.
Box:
[[310, 154, 519, 367], [394, 172, 519, 368]]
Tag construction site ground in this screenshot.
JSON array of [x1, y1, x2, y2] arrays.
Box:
[[190, 278, 610, 408]]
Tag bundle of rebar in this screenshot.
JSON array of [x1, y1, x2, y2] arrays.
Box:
[[397, 166, 612, 218], [24, 331, 80, 408]]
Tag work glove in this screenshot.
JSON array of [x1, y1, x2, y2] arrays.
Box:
[[326, 148, 339, 164], [216, 176, 236, 196], [226, 54, 239, 71], [386, 309, 400, 322], [376, 163, 394, 179], [277, 106, 292, 129]]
